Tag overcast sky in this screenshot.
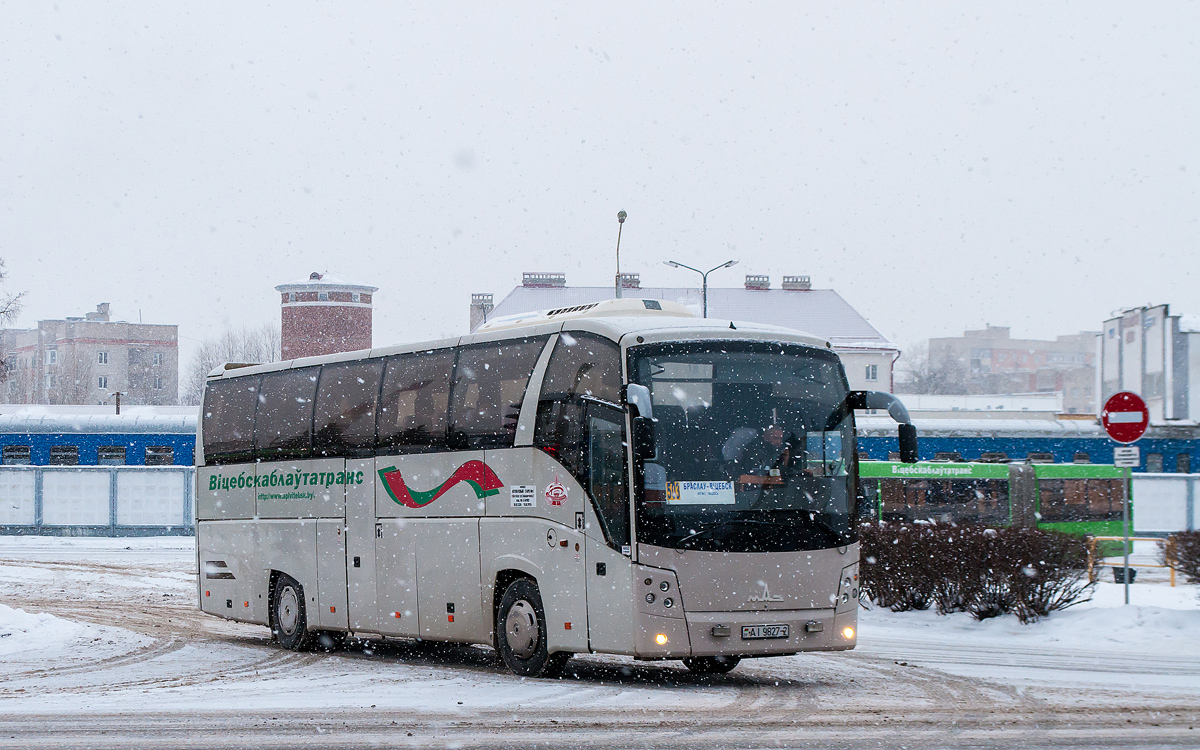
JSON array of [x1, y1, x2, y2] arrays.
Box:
[[2, 3, 1197, 371]]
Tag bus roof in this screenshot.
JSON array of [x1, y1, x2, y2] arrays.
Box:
[[205, 299, 831, 382]]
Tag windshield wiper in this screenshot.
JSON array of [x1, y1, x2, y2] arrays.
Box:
[[676, 519, 778, 547], [730, 508, 848, 545]]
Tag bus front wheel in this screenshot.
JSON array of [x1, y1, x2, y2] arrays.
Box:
[[272, 573, 315, 651], [495, 578, 570, 678], [682, 656, 740, 674]]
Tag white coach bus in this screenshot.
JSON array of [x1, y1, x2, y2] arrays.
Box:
[[196, 298, 917, 676]]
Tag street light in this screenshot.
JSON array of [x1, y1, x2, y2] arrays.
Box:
[[663, 259, 737, 318]]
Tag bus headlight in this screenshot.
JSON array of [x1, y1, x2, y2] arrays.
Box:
[[842, 626, 855, 640], [655, 633, 668, 645]]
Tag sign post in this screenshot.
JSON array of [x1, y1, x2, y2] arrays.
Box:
[[1102, 392, 1149, 605]]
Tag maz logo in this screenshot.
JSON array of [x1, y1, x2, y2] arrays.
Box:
[[748, 581, 784, 603]]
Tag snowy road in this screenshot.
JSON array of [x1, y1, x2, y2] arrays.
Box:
[[1, 538, 1198, 749]]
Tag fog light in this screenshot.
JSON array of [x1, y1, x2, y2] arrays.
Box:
[[655, 633, 668, 645], [842, 626, 855, 640]]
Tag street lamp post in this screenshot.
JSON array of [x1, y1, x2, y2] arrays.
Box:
[[615, 211, 627, 299], [663, 259, 738, 318]]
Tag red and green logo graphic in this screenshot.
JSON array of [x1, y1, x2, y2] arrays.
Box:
[[378, 460, 504, 509]]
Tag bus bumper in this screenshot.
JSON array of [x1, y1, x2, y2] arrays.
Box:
[[683, 608, 856, 656], [636, 607, 856, 658]]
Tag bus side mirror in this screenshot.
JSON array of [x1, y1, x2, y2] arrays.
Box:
[[849, 390, 918, 463], [898, 423, 919, 464], [633, 416, 657, 461], [623, 383, 653, 420]]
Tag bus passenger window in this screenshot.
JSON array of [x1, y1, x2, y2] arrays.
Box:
[[449, 337, 548, 450], [253, 368, 318, 461], [377, 350, 454, 454], [202, 376, 261, 464], [314, 360, 384, 458]]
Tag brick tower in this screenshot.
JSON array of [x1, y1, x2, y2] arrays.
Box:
[[275, 272, 378, 360]]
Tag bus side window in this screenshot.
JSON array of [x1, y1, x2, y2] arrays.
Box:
[[534, 399, 585, 482], [313, 360, 384, 458], [202, 376, 261, 465], [449, 337, 548, 450], [253, 368, 318, 461], [538, 333, 622, 404], [377, 349, 454, 455], [534, 332, 622, 486]]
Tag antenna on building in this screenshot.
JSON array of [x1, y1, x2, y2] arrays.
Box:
[[615, 210, 627, 300]]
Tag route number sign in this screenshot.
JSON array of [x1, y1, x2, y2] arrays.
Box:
[[1101, 391, 1149, 444]]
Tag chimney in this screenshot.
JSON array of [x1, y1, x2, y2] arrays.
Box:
[[744, 275, 770, 291], [522, 272, 566, 288], [470, 293, 494, 332], [618, 272, 640, 289], [85, 303, 112, 322], [781, 275, 811, 291]]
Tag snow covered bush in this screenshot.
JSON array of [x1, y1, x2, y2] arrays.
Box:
[[1161, 531, 1200, 587], [858, 522, 1094, 623], [1001, 527, 1094, 624]]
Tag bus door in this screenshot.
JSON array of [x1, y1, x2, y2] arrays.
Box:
[[582, 402, 635, 654], [344, 457, 376, 632], [314, 459, 350, 631]]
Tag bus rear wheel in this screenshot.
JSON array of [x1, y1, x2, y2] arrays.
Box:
[[682, 655, 740, 674], [272, 573, 315, 651], [496, 579, 570, 678]]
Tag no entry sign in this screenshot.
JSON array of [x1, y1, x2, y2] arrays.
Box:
[[1101, 391, 1149, 444]]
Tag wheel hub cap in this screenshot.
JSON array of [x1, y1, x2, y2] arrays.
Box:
[[505, 600, 539, 659], [279, 586, 299, 635]]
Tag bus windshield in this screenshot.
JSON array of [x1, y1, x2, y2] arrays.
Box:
[[631, 341, 858, 553]]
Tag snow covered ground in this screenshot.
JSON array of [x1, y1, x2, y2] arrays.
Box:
[[0, 536, 1198, 748]]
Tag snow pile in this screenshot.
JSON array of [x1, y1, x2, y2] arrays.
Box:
[[862, 581, 1200, 655], [0, 602, 150, 674]]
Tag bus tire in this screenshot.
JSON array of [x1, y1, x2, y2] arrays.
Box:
[[272, 573, 315, 651], [682, 655, 740, 674], [495, 578, 570, 678]]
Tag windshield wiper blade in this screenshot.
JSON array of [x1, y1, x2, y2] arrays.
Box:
[[731, 508, 848, 544], [676, 519, 777, 547], [801, 513, 848, 544]]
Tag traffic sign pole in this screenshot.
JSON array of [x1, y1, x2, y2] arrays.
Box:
[[1102, 391, 1148, 607], [1123, 465, 1131, 605]]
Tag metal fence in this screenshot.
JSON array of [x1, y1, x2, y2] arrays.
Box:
[[1132, 473, 1198, 536], [0, 465, 194, 536]]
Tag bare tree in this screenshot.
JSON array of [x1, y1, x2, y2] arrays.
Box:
[[0, 258, 25, 385], [48, 350, 95, 405], [1, 359, 36, 403], [895, 343, 968, 395], [182, 323, 281, 405]]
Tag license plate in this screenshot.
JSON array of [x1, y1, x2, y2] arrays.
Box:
[[741, 624, 789, 640]]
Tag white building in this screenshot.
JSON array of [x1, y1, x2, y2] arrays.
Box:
[[472, 273, 899, 392], [1099, 304, 1200, 424]]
